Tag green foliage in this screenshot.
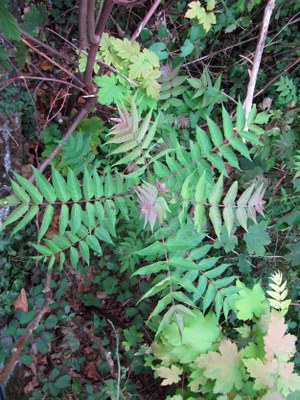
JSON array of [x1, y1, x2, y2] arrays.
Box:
[[185, 1, 216, 33]]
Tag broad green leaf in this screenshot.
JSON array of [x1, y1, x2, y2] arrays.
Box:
[[155, 306, 176, 337], [94, 225, 114, 245], [235, 283, 267, 320], [2, 203, 29, 228], [223, 206, 234, 236], [142, 113, 159, 149], [79, 240, 90, 265], [204, 263, 230, 279], [85, 235, 102, 254], [229, 137, 251, 160], [14, 172, 43, 204], [148, 294, 173, 321], [113, 147, 141, 166], [223, 181, 238, 205], [237, 184, 254, 207], [32, 243, 53, 256], [236, 207, 248, 231], [203, 284, 216, 313], [51, 166, 70, 202], [104, 171, 115, 196], [181, 173, 194, 199], [198, 257, 220, 270], [132, 261, 168, 276], [11, 205, 39, 236], [70, 247, 79, 269], [247, 104, 257, 126], [137, 109, 152, 142], [59, 204, 69, 235], [244, 221, 271, 256], [86, 202, 96, 228], [38, 204, 54, 242], [196, 126, 212, 154], [206, 115, 223, 147], [33, 167, 57, 203], [139, 277, 170, 302], [236, 100, 245, 133], [83, 168, 94, 200], [93, 169, 104, 198], [222, 106, 234, 139], [71, 203, 82, 234], [208, 174, 223, 204], [209, 205, 222, 239], [240, 131, 263, 146], [219, 145, 240, 170], [11, 180, 30, 203], [67, 168, 82, 201], [44, 239, 61, 253]]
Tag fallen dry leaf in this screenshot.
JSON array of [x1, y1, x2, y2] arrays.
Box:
[[14, 288, 28, 312]]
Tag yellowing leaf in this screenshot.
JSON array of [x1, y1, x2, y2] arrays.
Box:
[[264, 311, 296, 362], [155, 365, 182, 386], [185, 1, 216, 33], [196, 340, 243, 394]]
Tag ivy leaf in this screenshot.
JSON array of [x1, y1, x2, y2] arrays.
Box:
[[244, 221, 271, 256], [154, 365, 183, 386], [185, 1, 216, 33], [95, 74, 127, 105], [196, 340, 244, 394], [234, 282, 267, 320]]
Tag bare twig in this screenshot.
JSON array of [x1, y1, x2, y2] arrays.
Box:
[[243, 0, 276, 123], [130, 0, 161, 42], [254, 57, 300, 98], [0, 270, 53, 386], [28, 97, 97, 181], [0, 75, 88, 95]]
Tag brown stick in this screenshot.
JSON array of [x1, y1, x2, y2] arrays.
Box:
[[243, 0, 276, 124], [84, 0, 113, 92], [79, 0, 88, 50], [130, 0, 161, 42], [87, 0, 100, 44], [28, 97, 97, 181], [0, 270, 53, 386]]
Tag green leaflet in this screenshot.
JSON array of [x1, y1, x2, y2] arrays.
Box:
[[14, 172, 43, 204], [10, 180, 30, 203], [59, 204, 69, 235], [51, 166, 70, 202], [11, 205, 39, 236], [67, 168, 82, 201], [38, 204, 54, 242], [222, 106, 234, 139], [2, 203, 29, 228], [32, 167, 57, 203]]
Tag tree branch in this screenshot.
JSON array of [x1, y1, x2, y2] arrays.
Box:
[[243, 0, 276, 124], [79, 0, 88, 50], [130, 0, 161, 42], [87, 0, 99, 44]]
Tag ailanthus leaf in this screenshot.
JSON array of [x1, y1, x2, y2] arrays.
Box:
[[206, 115, 223, 147], [11, 180, 30, 203], [209, 205, 222, 239], [11, 205, 39, 237], [219, 145, 240, 170], [38, 204, 54, 242], [14, 172, 43, 204], [209, 174, 223, 204], [222, 106, 234, 139], [67, 168, 82, 201], [196, 126, 212, 154], [2, 203, 29, 228], [32, 167, 56, 203], [70, 203, 82, 234], [51, 166, 70, 202], [59, 204, 69, 235]]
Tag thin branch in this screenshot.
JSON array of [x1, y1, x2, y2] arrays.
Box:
[[0, 75, 88, 95], [21, 37, 82, 85], [28, 97, 98, 181], [243, 0, 276, 123], [254, 57, 300, 98], [20, 29, 74, 64], [79, 0, 88, 50], [130, 0, 161, 42], [0, 270, 53, 386], [87, 0, 99, 44]]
